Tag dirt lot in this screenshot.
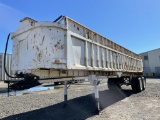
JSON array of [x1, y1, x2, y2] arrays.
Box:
[[0, 78, 160, 120]]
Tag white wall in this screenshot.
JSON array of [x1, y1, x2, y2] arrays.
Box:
[[148, 49, 160, 73], [140, 48, 160, 76]]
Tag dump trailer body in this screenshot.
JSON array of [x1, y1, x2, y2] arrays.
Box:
[[11, 16, 143, 78]]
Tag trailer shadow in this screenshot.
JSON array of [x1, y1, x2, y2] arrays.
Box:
[[0, 88, 7, 94], [2, 89, 135, 120]]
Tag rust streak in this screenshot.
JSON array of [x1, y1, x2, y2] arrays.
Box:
[[27, 40, 28, 50], [32, 59, 36, 62], [46, 47, 48, 54], [42, 35, 45, 44], [35, 45, 39, 51], [34, 34, 36, 38], [77, 27, 79, 30], [52, 47, 54, 53], [37, 52, 42, 61]]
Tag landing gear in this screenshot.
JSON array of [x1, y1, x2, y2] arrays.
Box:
[[131, 77, 143, 92], [63, 81, 68, 106], [142, 77, 146, 90], [89, 75, 101, 113]]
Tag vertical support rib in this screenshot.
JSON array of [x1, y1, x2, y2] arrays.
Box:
[[85, 41, 88, 67], [88, 75, 100, 112], [94, 84, 100, 111], [64, 81, 67, 106], [106, 49, 109, 69], [97, 46, 99, 67], [117, 54, 119, 70], [102, 48, 105, 68], [110, 51, 113, 69], [7, 82, 9, 97], [91, 43, 94, 67]]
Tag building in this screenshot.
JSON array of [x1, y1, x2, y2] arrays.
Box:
[[0, 53, 12, 80], [140, 48, 160, 76]]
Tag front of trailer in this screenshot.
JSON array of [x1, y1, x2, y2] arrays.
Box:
[[11, 17, 68, 78]]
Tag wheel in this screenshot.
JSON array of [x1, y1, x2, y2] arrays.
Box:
[[131, 77, 143, 92], [54, 82, 59, 85], [108, 78, 121, 91], [142, 77, 146, 90], [60, 81, 64, 84]]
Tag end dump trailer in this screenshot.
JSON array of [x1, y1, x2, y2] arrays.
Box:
[[8, 15, 145, 109]]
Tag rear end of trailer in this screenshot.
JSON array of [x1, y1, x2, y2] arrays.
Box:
[[5, 15, 145, 109]]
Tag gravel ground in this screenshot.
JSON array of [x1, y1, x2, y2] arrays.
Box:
[[0, 78, 160, 120]]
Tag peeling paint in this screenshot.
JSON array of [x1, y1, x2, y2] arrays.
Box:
[[11, 16, 142, 75], [37, 52, 42, 61], [27, 40, 28, 50], [33, 59, 36, 62], [34, 34, 36, 38], [52, 47, 54, 53], [35, 45, 39, 51], [42, 35, 45, 44]]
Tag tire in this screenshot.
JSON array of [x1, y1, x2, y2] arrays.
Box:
[[131, 77, 143, 92], [60, 81, 64, 85], [108, 78, 121, 91], [142, 77, 146, 90], [54, 82, 59, 85]]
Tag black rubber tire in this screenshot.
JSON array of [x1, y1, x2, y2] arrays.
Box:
[[54, 82, 59, 85], [60, 81, 64, 84], [142, 77, 146, 90], [108, 78, 121, 91], [131, 77, 143, 92]]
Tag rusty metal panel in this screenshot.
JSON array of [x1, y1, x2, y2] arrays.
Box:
[[12, 18, 67, 74]]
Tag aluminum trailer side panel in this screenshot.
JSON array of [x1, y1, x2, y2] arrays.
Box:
[[11, 16, 143, 77]]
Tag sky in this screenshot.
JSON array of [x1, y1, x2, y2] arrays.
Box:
[[0, 0, 160, 54]]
